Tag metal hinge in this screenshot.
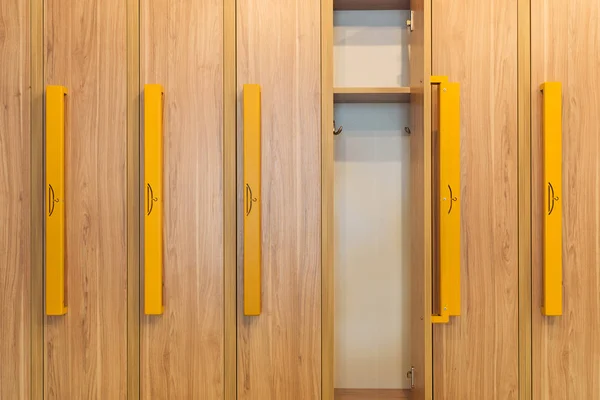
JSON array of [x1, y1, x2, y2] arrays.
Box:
[[406, 366, 415, 389], [406, 11, 414, 32]]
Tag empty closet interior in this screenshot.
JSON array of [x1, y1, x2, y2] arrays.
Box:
[[333, 1, 411, 397]]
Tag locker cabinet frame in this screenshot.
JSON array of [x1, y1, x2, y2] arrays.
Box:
[[320, 1, 534, 400], [320, 0, 431, 397], [26, 0, 533, 399]]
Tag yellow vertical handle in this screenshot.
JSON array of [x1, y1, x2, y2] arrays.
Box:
[[144, 84, 164, 315], [431, 76, 461, 324], [243, 84, 261, 316], [541, 82, 562, 316], [46, 85, 68, 316]]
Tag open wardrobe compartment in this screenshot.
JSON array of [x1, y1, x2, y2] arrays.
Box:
[[323, 0, 520, 399]]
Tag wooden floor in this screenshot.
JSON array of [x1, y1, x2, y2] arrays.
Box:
[[335, 389, 410, 399]]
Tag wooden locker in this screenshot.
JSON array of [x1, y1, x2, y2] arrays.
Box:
[[236, 0, 322, 398], [311, 0, 435, 398], [139, 0, 225, 398], [431, 0, 519, 399], [531, 1, 600, 398], [43, 0, 128, 397], [0, 0, 32, 398]]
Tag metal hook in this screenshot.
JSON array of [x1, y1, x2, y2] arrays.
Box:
[[333, 120, 343, 136]]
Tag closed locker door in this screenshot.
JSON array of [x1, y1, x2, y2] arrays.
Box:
[[43, 0, 128, 397], [531, 1, 600, 398], [431, 0, 519, 398], [236, 0, 322, 398], [0, 0, 31, 398], [139, 0, 225, 398]]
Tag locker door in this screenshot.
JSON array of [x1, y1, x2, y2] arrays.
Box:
[[139, 0, 225, 398], [236, 0, 322, 398], [408, 0, 432, 398], [431, 0, 519, 398], [531, 1, 600, 398], [0, 1, 31, 398], [43, 0, 128, 397]]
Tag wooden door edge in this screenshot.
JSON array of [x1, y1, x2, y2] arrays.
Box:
[[127, 0, 141, 397], [321, 0, 335, 398], [31, 0, 45, 397], [224, 0, 237, 398], [517, 0, 533, 399]]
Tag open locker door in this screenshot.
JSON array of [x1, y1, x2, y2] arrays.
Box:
[[408, 0, 432, 399]]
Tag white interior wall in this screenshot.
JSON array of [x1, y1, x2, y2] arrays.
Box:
[[333, 10, 411, 390], [334, 10, 409, 87]]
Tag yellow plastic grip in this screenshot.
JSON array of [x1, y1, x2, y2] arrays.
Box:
[[431, 76, 461, 324], [243, 84, 262, 316], [144, 84, 164, 315], [46, 85, 68, 316], [541, 82, 562, 316]]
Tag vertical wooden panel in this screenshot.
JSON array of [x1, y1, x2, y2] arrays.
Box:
[[322, 0, 334, 397], [531, 1, 600, 398], [517, 0, 532, 398], [224, 0, 238, 397], [126, 0, 141, 395], [432, 0, 519, 398], [236, 0, 322, 398], [32, 0, 45, 395], [0, 0, 31, 397], [44, 0, 128, 397], [408, 0, 431, 398], [140, 0, 224, 397]]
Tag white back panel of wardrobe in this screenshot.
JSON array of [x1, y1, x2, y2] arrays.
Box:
[[333, 9, 411, 390], [334, 104, 411, 389], [334, 10, 410, 87]]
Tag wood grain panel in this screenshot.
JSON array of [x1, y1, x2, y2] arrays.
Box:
[[140, 0, 224, 398], [237, 0, 322, 398], [44, 0, 128, 397], [0, 0, 31, 398], [224, 0, 237, 398], [126, 0, 141, 396], [408, 0, 431, 399], [322, 0, 334, 397], [531, 1, 600, 398], [432, 0, 519, 399], [335, 388, 409, 399], [31, 0, 45, 396], [517, 0, 532, 399]]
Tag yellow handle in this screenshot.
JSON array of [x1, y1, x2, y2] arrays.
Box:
[[431, 76, 461, 324], [46, 85, 68, 316], [144, 84, 164, 315], [243, 84, 262, 316], [541, 82, 562, 316]]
